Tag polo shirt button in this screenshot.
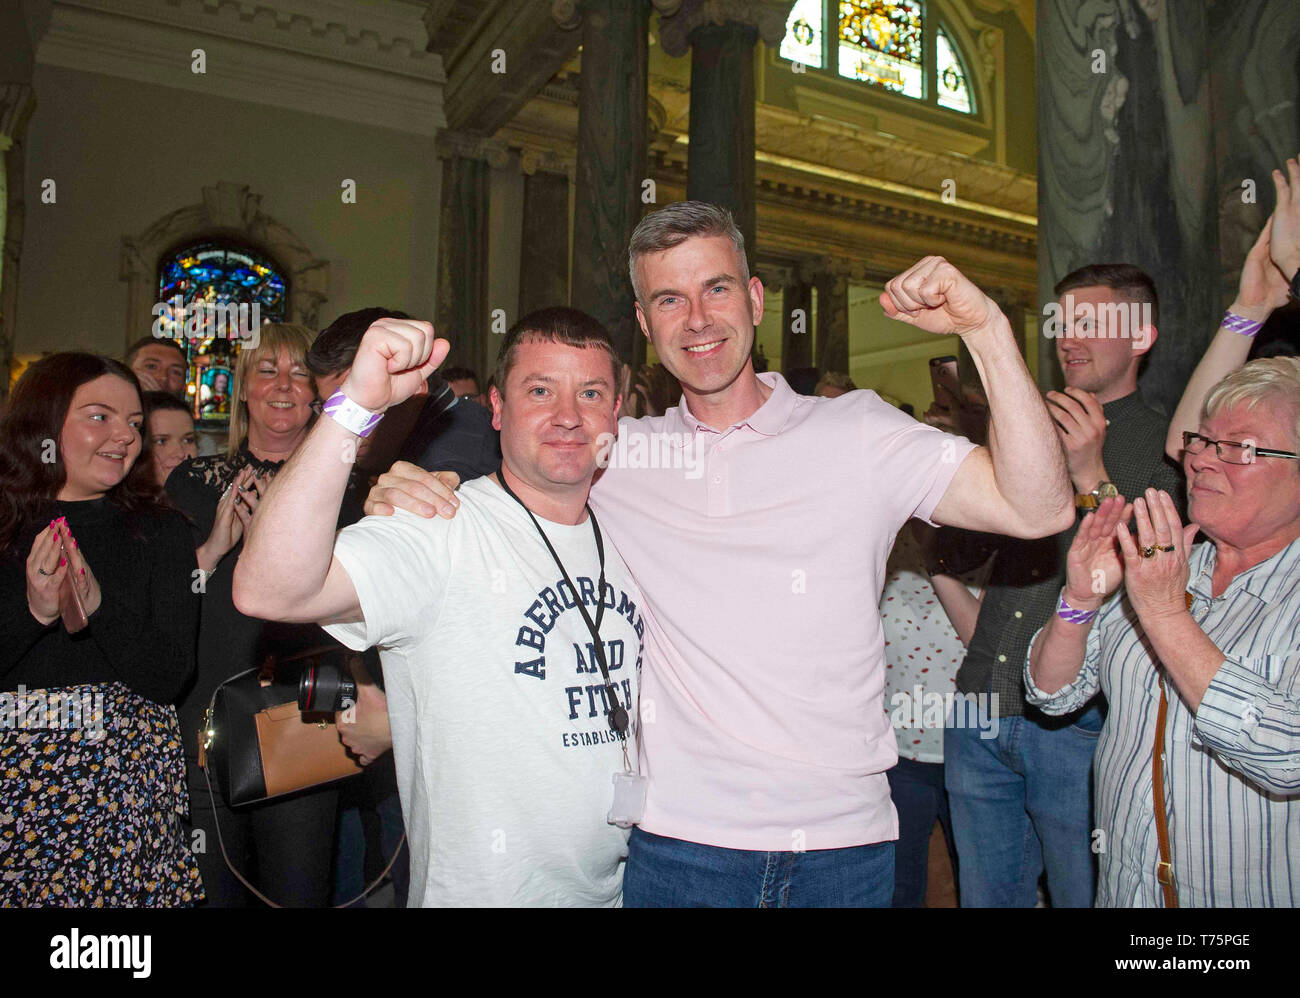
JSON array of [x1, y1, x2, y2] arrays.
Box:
[[998, 654, 1007, 663], [1014, 611, 1023, 618], [713, 475, 721, 484]]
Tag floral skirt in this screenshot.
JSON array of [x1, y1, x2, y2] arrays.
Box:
[[0, 682, 204, 907]]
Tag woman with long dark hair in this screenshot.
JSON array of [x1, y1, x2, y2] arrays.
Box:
[[0, 353, 202, 906]]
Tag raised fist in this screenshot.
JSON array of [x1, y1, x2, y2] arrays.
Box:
[[881, 256, 1000, 337], [339, 318, 450, 413]]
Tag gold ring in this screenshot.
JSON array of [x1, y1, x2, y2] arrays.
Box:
[[1141, 545, 1158, 559], [1158, 544, 1176, 553]]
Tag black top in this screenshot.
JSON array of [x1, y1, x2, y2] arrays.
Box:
[[0, 495, 199, 705], [166, 443, 330, 767], [398, 386, 502, 481], [958, 391, 1186, 716]]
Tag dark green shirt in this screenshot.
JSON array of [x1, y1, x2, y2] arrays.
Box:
[[957, 392, 1184, 717]]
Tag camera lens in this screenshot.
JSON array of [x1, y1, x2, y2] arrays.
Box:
[[298, 663, 358, 712]]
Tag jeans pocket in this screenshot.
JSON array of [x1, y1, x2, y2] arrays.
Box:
[[1067, 703, 1105, 738]]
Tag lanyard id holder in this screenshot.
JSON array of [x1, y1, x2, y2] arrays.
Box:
[[608, 771, 648, 828], [496, 472, 644, 825]]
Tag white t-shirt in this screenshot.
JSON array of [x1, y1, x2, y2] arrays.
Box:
[[324, 477, 644, 907]]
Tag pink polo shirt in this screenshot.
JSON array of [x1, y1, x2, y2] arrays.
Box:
[[589, 372, 976, 851]]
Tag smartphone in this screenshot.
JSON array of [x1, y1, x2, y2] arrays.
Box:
[[58, 536, 88, 633], [929, 356, 960, 411]]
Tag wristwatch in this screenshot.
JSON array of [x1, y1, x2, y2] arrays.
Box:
[[1075, 481, 1119, 510]]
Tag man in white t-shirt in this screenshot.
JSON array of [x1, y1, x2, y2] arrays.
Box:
[[232, 307, 643, 907], [361, 203, 1075, 908]]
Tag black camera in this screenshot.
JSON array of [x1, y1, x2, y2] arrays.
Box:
[[298, 661, 357, 713]]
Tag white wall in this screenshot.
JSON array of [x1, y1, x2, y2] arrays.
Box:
[[16, 63, 441, 356]]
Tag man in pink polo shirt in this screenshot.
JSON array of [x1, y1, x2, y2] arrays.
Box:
[[367, 202, 1073, 906]]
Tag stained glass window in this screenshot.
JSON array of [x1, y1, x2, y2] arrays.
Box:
[[781, 0, 824, 68], [936, 28, 972, 113], [155, 242, 287, 424], [837, 0, 923, 98], [777, 1, 976, 115]]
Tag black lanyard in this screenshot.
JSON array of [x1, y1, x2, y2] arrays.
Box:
[[496, 472, 629, 735]]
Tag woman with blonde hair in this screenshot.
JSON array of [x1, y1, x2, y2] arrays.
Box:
[[1029, 355, 1300, 906], [165, 323, 339, 907]]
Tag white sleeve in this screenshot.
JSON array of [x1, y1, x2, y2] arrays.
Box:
[[322, 508, 450, 651]]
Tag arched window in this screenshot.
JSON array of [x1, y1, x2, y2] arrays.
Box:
[[780, 0, 976, 115], [155, 241, 287, 424]]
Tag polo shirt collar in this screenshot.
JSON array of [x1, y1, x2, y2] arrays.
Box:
[[669, 371, 798, 439]]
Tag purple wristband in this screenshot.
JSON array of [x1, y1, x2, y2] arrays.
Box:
[[1222, 310, 1263, 338], [1057, 591, 1099, 626], [322, 389, 384, 438]]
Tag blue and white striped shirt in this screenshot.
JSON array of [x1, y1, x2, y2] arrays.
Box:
[[1024, 537, 1300, 907]]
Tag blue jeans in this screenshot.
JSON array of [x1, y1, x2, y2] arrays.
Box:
[[944, 694, 1101, 907], [623, 827, 895, 907], [887, 757, 957, 907]]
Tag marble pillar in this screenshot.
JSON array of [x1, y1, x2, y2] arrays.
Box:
[[0, 0, 35, 400], [780, 272, 813, 373], [815, 266, 849, 375], [436, 137, 491, 382], [1038, 0, 1299, 411], [658, 1, 792, 273], [518, 168, 571, 317], [571, 0, 654, 372]]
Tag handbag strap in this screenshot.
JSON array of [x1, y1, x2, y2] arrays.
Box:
[[200, 759, 405, 908], [199, 668, 406, 908], [1151, 670, 1178, 908]]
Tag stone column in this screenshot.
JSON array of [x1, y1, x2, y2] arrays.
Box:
[[780, 267, 813, 373], [436, 132, 495, 383], [570, 0, 664, 373], [0, 0, 36, 400], [658, 1, 792, 272], [1034, 1, 1300, 411], [814, 264, 849, 374], [517, 156, 572, 317]]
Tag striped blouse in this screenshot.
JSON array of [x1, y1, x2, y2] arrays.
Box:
[[1024, 537, 1300, 907]]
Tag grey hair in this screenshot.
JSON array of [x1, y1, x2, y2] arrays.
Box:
[[1202, 356, 1300, 450], [628, 201, 748, 303]]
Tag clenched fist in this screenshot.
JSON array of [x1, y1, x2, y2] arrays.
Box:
[[881, 256, 1001, 338], [339, 318, 451, 413]]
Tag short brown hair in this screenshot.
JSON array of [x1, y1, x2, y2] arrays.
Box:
[[493, 307, 621, 400], [628, 201, 748, 303], [1053, 263, 1159, 327]]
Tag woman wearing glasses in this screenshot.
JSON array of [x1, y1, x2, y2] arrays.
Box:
[[1026, 355, 1300, 906]]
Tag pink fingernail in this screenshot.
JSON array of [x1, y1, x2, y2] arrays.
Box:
[[60, 557, 66, 567], [80, 568, 85, 577]]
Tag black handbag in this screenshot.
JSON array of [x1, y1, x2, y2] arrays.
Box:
[[198, 645, 405, 908], [200, 646, 364, 807]]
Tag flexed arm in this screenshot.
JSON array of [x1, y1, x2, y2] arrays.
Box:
[[881, 257, 1073, 538], [234, 319, 449, 624]]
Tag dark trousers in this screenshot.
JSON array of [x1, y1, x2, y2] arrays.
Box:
[[186, 764, 339, 908], [887, 757, 958, 908]]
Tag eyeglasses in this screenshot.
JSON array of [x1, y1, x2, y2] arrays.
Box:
[[1182, 431, 1300, 465]]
